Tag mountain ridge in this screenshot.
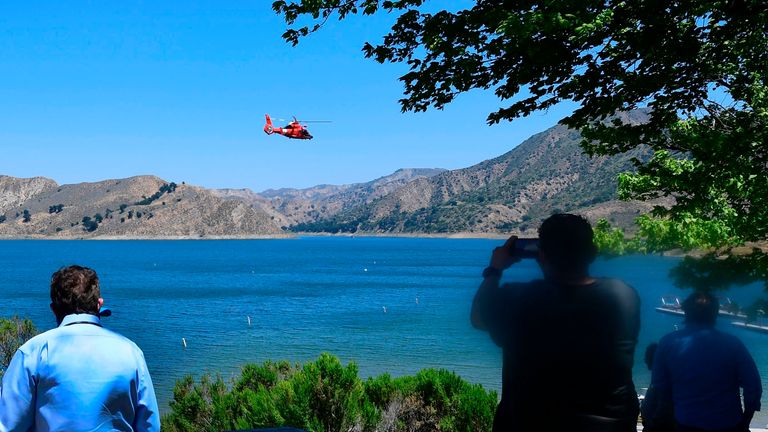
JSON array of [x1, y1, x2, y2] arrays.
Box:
[[0, 112, 660, 238], [289, 111, 657, 234], [0, 175, 282, 238]]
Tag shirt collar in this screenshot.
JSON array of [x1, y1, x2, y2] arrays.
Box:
[[59, 313, 101, 327]]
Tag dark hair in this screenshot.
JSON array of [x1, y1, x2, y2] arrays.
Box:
[[682, 291, 719, 325], [538, 213, 597, 275], [50, 265, 100, 317]]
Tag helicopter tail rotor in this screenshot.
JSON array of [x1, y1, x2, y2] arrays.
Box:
[[264, 114, 274, 135]]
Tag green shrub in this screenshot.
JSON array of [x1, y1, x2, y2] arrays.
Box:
[[162, 354, 497, 432], [0, 317, 38, 379]]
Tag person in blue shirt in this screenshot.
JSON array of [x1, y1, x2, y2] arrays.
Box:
[[0, 265, 160, 432], [648, 291, 762, 432]]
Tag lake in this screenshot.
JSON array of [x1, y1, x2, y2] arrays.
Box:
[[1, 238, 766, 425]]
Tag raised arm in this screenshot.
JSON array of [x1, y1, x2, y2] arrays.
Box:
[[471, 269, 503, 330], [471, 236, 521, 333]]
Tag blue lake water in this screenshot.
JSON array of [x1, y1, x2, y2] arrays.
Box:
[[1, 238, 767, 425]]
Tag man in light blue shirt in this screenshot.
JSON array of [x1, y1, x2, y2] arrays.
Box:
[[0, 265, 160, 432]]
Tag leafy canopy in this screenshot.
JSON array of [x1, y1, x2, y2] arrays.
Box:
[[274, 1, 768, 246], [273, 0, 766, 132]]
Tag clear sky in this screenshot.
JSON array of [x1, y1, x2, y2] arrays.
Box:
[[0, 1, 576, 191]]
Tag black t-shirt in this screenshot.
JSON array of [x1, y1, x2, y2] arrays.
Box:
[[479, 278, 641, 431]]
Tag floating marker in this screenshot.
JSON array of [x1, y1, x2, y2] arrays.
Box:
[[382, 306, 387, 314], [182, 338, 187, 348], [415, 297, 419, 305], [247, 316, 252, 326]]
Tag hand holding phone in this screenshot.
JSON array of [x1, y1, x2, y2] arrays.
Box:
[[512, 238, 539, 259], [490, 236, 540, 271], [490, 236, 519, 270]]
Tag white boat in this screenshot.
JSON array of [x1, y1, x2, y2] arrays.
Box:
[[655, 296, 684, 316], [656, 295, 748, 320], [717, 297, 748, 319], [731, 321, 768, 334], [731, 310, 768, 334]]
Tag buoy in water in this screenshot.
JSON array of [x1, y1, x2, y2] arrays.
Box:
[[247, 316, 251, 326], [182, 337, 187, 348], [382, 306, 387, 314]]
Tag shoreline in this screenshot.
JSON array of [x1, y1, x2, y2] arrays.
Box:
[[0, 232, 513, 241]]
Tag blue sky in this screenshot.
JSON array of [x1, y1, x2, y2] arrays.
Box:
[[0, 1, 575, 191]]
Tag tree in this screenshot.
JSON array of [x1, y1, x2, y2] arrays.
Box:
[[0, 317, 37, 379], [273, 0, 768, 243], [21, 209, 31, 223], [82, 216, 99, 232], [275, 1, 768, 297]]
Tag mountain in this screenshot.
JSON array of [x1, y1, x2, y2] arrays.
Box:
[[290, 111, 658, 234], [0, 175, 282, 238], [214, 168, 447, 227], [0, 111, 661, 238]]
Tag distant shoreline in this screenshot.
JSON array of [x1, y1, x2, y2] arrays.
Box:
[[0, 232, 513, 241]]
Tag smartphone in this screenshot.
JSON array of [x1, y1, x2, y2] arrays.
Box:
[[512, 238, 539, 259]]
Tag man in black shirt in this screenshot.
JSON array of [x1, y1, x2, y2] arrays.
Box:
[[472, 214, 640, 431]]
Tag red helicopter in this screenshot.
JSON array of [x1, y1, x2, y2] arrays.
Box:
[[263, 114, 330, 140]]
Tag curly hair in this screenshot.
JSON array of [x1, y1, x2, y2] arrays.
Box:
[[50, 265, 100, 317]]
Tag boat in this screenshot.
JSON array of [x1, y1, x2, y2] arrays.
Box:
[[731, 321, 768, 334], [656, 295, 748, 320], [655, 296, 684, 316], [717, 297, 748, 319], [731, 309, 768, 334]]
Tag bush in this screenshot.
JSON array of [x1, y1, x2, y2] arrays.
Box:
[[162, 354, 497, 432], [135, 183, 177, 206], [82, 216, 99, 232], [0, 317, 38, 379], [22, 209, 31, 223]]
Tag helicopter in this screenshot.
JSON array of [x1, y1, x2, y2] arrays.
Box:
[[263, 114, 330, 140]]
